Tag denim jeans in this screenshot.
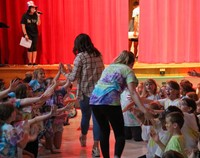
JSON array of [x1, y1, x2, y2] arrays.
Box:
[[79, 95, 100, 141]]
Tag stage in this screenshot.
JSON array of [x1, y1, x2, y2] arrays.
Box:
[[0, 62, 200, 87]]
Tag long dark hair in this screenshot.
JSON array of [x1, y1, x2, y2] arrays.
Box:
[[15, 83, 28, 99], [27, 6, 37, 14], [73, 33, 101, 57], [181, 97, 200, 131], [0, 103, 15, 135]]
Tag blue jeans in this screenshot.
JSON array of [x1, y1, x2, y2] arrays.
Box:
[[79, 95, 100, 141]]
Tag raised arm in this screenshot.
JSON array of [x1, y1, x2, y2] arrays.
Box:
[[28, 106, 57, 125], [0, 79, 20, 100], [122, 101, 135, 112], [19, 83, 55, 107], [127, 82, 147, 113], [56, 99, 77, 113], [17, 120, 30, 149], [188, 70, 200, 77], [127, 82, 153, 120], [150, 129, 166, 151], [53, 69, 61, 83]]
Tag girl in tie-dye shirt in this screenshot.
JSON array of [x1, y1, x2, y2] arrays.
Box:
[[0, 103, 29, 158]]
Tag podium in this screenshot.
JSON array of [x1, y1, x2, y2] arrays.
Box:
[[0, 22, 9, 66]]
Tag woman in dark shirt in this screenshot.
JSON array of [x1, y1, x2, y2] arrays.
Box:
[[21, 1, 41, 65]]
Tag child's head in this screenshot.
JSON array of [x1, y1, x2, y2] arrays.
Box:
[[186, 92, 199, 101], [23, 71, 33, 83], [15, 83, 28, 99], [158, 85, 167, 99], [45, 77, 54, 87], [159, 106, 183, 130], [165, 112, 184, 134], [33, 68, 45, 82], [0, 79, 5, 91], [148, 102, 161, 118], [136, 102, 161, 125], [162, 150, 184, 158], [142, 79, 157, 97], [180, 79, 195, 97], [166, 80, 180, 100], [0, 103, 16, 124], [66, 82, 73, 93], [136, 82, 144, 96], [180, 97, 197, 113]]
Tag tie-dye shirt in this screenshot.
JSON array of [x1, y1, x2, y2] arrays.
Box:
[[0, 123, 24, 158], [90, 63, 138, 106]]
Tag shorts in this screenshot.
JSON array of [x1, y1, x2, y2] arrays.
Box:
[[129, 38, 138, 42], [28, 35, 38, 52]]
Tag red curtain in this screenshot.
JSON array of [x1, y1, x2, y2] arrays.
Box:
[[0, 0, 128, 64], [139, 0, 200, 63], [1, 0, 200, 65]]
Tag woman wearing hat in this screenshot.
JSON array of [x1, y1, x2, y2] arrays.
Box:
[[21, 1, 41, 66]]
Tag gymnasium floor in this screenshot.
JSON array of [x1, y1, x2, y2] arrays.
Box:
[[38, 109, 147, 158]]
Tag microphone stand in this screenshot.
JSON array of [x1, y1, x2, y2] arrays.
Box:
[[0, 22, 9, 67]]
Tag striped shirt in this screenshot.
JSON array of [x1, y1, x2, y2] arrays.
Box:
[[67, 51, 104, 100]]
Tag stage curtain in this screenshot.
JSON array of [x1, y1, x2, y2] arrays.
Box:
[[0, 0, 128, 65], [139, 0, 200, 63]]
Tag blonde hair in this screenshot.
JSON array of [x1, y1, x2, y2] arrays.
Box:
[[141, 79, 158, 98], [113, 50, 135, 65], [33, 68, 45, 79]]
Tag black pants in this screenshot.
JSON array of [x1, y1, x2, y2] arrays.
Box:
[[124, 126, 142, 141], [92, 105, 125, 158], [24, 138, 39, 158], [28, 35, 38, 52]]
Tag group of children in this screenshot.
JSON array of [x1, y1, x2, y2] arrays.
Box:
[[121, 78, 200, 158], [0, 65, 76, 158], [1, 65, 200, 158]]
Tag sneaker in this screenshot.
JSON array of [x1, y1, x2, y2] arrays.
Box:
[[92, 147, 100, 157], [79, 135, 86, 147]]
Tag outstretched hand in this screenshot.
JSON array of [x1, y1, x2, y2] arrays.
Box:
[[142, 108, 154, 125], [188, 70, 199, 77], [59, 63, 67, 75], [66, 64, 72, 72], [9, 78, 21, 92], [40, 84, 55, 101], [150, 127, 159, 143]]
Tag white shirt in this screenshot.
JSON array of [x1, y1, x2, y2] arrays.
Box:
[[132, 6, 140, 18], [158, 98, 181, 109]]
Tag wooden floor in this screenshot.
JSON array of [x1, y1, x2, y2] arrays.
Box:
[[38, 109, 147, 158]]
